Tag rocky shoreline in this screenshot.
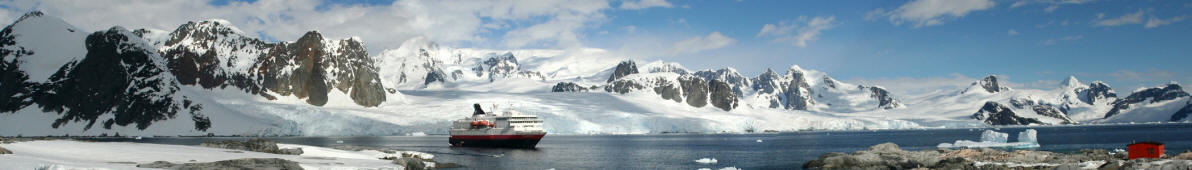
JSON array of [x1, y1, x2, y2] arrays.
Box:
[[804, 142, 1192, 169]]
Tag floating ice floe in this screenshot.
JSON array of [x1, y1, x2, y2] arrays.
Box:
[[938, 129, 1040, 149], [697, 167, 740, 170], [695, 158, 718, 164]]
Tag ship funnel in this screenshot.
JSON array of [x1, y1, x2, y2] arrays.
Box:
[[473, 103, 486, 115]]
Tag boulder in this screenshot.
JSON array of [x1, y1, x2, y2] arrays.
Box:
[[136, 158, 303, 170], [392, 157, 427, 170], [200, 139, 303, 155]]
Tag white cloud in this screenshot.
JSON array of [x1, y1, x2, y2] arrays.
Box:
[[1007, 29, 1019, 36], [622, 25, 637, 33], [619, 0, 673, 10], [848, 73, 978, 95], [1010, 0, 1091, 12], [1145, 15, 1188, 28], [1040, 35, 1082, 45], [868, 0, 995, 28], [0, 0, 661, 54], [1093, 10, 1144, 27], [1044, 5, 1059, 13], [671, 31, 735, 55], [756, 16, 836, 47]]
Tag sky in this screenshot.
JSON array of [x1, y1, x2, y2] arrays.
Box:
[[0, 0, 1188, 95]]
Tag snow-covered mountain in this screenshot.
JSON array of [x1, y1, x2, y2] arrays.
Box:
[[0, 12, 215, 134], [137, 20, 390, 107], [2, 11, 1190, 137], [1096, 82, 1192, 123], [554, 60, 903, 112]]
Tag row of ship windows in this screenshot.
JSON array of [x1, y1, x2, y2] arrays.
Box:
[[509, 120, 542, 123]]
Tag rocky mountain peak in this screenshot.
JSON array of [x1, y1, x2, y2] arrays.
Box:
[[164, 20, 255, 47], [693, 68, 750, 96], [1104, 82, 1189, 119], [1081, 81, 1117, 104], [963, 75, 1010, 94], [786, 65, 807, 77], [822, 75, 840, 89], [971, 102, 1044, 125], [608, 60, 638, 82], [977, 75, 1008, 93], [752, 68, 782, 94], [1061, 76, 1081, 88], [868, 86, 903, 109], [14, 11, 46, 23]]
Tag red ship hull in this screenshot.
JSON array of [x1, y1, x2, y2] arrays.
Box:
[[449, 134, 545, 148]]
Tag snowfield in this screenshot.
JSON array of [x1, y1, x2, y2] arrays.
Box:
[[0, 140, 401, 169]]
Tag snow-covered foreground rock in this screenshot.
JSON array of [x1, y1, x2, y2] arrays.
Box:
[[805, 142, 1192, 169], [0, 140, 403, 169]]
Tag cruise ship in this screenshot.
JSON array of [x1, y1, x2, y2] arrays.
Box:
[[449, 104, 546, 148]]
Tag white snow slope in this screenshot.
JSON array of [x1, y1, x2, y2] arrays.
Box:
[[0, 140, 401, 169]]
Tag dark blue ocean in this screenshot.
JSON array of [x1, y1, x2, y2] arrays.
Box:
[[93, 123, 1192, 169]]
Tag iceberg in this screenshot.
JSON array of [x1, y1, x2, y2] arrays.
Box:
[[1017, 129, 1037, 144], [980, 130, 1008, 143], [695, 158, 718, 164], [938, 129, 1040, 149]]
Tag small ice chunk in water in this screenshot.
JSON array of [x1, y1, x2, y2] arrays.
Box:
[[980, 130, 1008, 143], [756, 139, 763, 143], [1017, 129, 1037, 144], [695, 158, 718, 164]]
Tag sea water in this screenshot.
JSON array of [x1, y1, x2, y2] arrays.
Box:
[[93, 123, 1192, 169]]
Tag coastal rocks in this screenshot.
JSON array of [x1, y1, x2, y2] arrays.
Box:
[[804, 142, 1131, 169], [1098, 159, 1192, 169], [334, 145, 460, 169], [199, 139, 303, 155], [971, 102, 1045, 125], [136, 158, 304, 170], [802, 142, 954, 169], [391, 157, 427, 170]]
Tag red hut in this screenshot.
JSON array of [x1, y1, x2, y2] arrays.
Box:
[[1127, 141, 1164, 159]]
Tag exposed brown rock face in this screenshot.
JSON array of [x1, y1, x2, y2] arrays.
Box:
[[154, 21, 386, 107]]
